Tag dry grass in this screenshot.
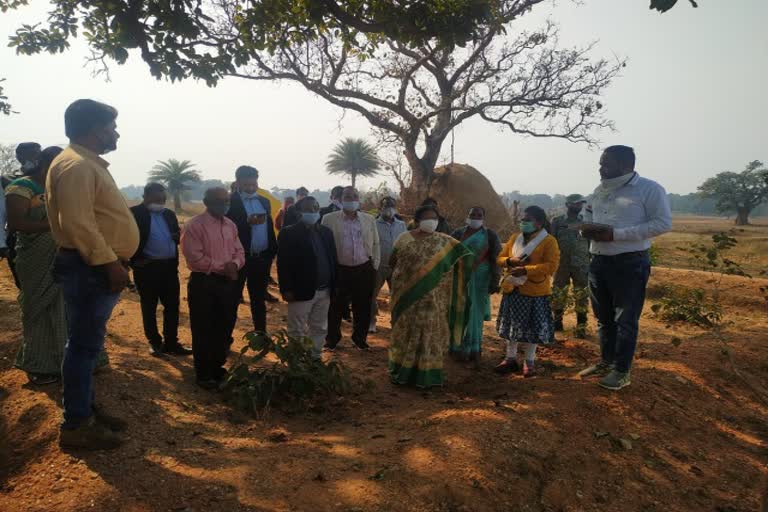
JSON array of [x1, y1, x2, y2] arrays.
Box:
[[654, 215, 768, 275]]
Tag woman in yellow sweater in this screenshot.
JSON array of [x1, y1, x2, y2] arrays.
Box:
[[494, 206, 560, 377]]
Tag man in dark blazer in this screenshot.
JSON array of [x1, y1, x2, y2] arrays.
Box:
[[130, 182, 191, 356], [319, 185, 344, 220], [226, 165, 278, 334], [281, 186, 309, 228], [277, 196, 337, 359]]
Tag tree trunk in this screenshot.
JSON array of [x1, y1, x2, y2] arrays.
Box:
[[403, 145, 440, 209], [174, 192, 182, 213], [351, 173, 357, 189], [735, 207, 750, 226]]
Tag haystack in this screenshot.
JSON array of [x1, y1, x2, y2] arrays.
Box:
[[426, 163, 512, 237]]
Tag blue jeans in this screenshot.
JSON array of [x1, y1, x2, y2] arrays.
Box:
[[588, 251, 651, 373], [54, 251, 121, 429]]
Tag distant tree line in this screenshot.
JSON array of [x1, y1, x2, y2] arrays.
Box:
[[121, 182, 768, 219]]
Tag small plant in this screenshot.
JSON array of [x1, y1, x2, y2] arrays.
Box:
[[654, 233, 750, 328], [680, 232, 750, 278], [649, 243, 662, 267], [650, 285, 722, 327], [222, 330, 350, 415], [551, 285, 590, 316]]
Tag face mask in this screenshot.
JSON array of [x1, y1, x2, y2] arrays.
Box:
[[382, 207, 396, 218], [207, 203, 229, 217], [300, 212, 320, 225], [419, 219, 438, 233], [21, 160, 39, 173], [240, 191, 259, 200], [147, 203, 165, 213], [519, 221, 536, 234], [466, 218, 483, 229], [342, 201, 359, 212]]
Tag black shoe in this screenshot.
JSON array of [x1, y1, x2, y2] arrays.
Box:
[[353, 340, 371, 351], [553, 320, 564, 332], [265, 292, 279, 303], [28, 373, 59, 385], [149, 342, 165, 357], [196, 378, 221, 390], [164, 343, 192, 356], [494, 359, 520, 374]]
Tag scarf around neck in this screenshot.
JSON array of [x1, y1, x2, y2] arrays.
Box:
[[504, 229, 549, 287], [593, 172, 636, 200]]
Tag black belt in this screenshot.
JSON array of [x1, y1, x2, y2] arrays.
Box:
[[591, 250, 648, 260], [190, 272, 231, 281]]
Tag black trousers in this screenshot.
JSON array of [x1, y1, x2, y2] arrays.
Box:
[[188, 272, 238, 381], [327, 261, 376, 346], [133, 259, 180, 346], [6, 232, 20, 289], [235, 254, 273, 333]]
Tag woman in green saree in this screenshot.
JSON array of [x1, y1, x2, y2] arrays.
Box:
[[388, 205, 470, 388], [5, 146, 108, 385], [450, 206, 502, 364]]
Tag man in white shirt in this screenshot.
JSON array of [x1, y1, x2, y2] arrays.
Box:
[[370, 196, 407, 332], [578, 145, 672, 391], [322, 186, 380, 350]]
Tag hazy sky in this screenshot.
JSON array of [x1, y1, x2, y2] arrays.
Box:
[[0, 1, 766, 195]]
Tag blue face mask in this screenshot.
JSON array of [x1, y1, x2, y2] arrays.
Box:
[[519, 221, 536, 234], [342, 201, 359, 212], [300, 212, 320, 225], [240, 191, 259, 200]]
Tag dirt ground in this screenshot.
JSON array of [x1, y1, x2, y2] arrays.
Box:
[[1, 226, 767, 511]]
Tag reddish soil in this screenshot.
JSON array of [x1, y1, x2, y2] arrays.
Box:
[[0, 262, 766, 512]]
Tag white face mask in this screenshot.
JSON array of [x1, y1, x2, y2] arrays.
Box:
[[21, 160, 39, 172], [419, 219, 438, 233], [240, 191, 259, 200], [466, 218, 483, 229], [147, 203, 165, 213], [383, 207, 397, 218]]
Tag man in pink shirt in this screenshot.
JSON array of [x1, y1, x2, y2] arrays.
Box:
[[181, 187, 245, 389]]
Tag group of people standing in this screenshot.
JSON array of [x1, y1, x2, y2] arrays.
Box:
[[388, 146, 672, 392], [0, 96, 672, 452]]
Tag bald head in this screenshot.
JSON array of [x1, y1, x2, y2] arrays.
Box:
[[204, 187, 231, 218]]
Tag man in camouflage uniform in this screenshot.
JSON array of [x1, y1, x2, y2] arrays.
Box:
[[551, 194, 590, 337]]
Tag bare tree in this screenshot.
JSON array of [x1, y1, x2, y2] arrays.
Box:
[[227, 3, 623, 199], [0, 143, 17, 177]]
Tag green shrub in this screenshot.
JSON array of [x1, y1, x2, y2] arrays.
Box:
[[222, 330, 350, 415], [649, 243, 662, 267], [650, 285, 722, 327], [551, 284, 590, 315]]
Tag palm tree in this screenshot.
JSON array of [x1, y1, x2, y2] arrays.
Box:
[[148, 159, 202, 212], [325, 138, 380, 188]]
